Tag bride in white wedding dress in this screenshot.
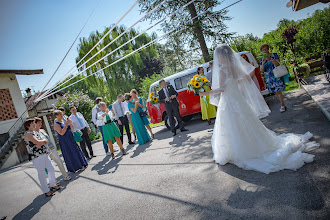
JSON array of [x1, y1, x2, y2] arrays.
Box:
[[199, 44, 320, 174]]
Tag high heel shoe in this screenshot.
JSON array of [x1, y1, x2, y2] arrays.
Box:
[[111, 153, 115, 159], [121, 148, 127, 155]]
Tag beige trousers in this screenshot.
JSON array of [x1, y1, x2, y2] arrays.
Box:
[[127, 114, 136, 137], [49, 150, 68, 177]]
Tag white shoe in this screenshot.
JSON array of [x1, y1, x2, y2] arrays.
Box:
[[280, 106, 286, 113], [106, 152, 112, 156]]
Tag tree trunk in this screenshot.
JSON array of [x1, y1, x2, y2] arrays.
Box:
[[187, 2, 210, 62]]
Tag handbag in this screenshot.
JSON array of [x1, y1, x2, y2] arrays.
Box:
[[73, 130, 83, 142], [273, 65, 289, 78], [139, 110, 147, 118]]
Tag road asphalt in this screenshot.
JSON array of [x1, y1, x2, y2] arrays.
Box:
[[0, 89, 329, 220]]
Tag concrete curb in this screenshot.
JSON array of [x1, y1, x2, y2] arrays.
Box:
[[302, 84, 330, 121]]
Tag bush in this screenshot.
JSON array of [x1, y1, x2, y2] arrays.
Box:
[[53, 91, 94, 123]]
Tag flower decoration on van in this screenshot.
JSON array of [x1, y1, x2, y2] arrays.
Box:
[[149, 92, 159, 105], [187, 74, 211, 96]]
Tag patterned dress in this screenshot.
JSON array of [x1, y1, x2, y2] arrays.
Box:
[[260, 53, 286, 93], [24, 131, 49, 160]]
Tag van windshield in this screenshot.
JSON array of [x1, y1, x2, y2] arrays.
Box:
[[174, 72, 196, 90]]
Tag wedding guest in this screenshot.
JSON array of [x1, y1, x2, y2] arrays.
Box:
[[197, 67, 217, 125], [54, 110, 88, 172], [206, 61, 213, 83], [112, 94, 135, 145], [69, 106, 95, 159], [125, 94, 151, 145], [58, 107, 68, 122], [34, 117, 71, 181], [158, 80, 188, 136], [130, 89, 154, 138], [260, 43, 287, 112], [96, 102, 126, 159], [240, 53, 261, 91], [123, 96, 137, 140], [92, 97, 110, 155], [24, 119, 62, 197]]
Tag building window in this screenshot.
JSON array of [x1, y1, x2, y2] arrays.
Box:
[[0, 89, 18, 121]]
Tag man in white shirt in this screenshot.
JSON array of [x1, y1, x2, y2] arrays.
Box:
[[92, 97, 111, 155], [122, 95, 136, 140], [112, 94, 134, 145], [69, 106, 95, 159]]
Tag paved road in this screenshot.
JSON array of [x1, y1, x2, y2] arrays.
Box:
[[0, 89, 329, 220]]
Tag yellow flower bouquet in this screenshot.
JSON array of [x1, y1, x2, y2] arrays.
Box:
[[149, 92, 159, 105], [187, 74, 210, 96]]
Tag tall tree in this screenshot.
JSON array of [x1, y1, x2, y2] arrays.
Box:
[[75, 25, 162, 102], [139, 0, 233, 62]]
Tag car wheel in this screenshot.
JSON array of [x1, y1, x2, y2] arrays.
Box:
[[164, 114, 179, 130]]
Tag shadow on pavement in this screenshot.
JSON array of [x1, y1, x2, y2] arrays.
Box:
[[12, 169, 84, 219]]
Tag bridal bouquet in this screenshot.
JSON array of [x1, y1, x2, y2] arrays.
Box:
[[149, 92, 159, 104], [187, 74, 210, 95]]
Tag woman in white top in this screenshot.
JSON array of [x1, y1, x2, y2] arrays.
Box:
[[97, 102, 126, 159]]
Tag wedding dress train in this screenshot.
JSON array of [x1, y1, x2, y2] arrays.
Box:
[[209, 45, 319, 174]]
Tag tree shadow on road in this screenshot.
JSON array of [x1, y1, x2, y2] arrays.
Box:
[[12, 170, 81, 220], [220, 164, 327, 217], [130, 141, 152, 158], [91, 154, 124, 175]]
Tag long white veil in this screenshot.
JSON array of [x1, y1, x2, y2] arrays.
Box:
[[210, 44, 270, 119]]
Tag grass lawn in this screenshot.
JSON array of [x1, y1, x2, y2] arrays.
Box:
[[284, 80, 300, 93]]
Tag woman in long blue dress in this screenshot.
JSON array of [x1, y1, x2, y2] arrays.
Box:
[[54, 110, 88, 173], [130, 89, 154, 138], [125, 93, 151, 145], [260, 43, 287, 112]]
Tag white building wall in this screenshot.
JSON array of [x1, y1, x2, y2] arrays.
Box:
[[0, 74, 28, 134], [0, 150, 20, 170]]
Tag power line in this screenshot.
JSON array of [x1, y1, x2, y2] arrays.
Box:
[[37, 0, 244, 101], [36, 0, 101, 100], [38, 0, 141, 101], [45, 0, 195, 96]]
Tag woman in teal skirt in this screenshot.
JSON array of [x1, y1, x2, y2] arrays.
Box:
[[125, 93, 151, 145], [97, 102, 126, 159], [130, 89, 154, 138]]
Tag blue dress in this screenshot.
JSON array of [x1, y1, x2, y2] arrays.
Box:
[[260, 53, 286, 93], [56, 121, 88, 172], [128, 101, 151, 145], [134, 97, 150, 126]]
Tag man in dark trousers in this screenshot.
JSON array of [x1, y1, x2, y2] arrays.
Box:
[[112, 94, 134, 145], [158, 79, 188, 136]]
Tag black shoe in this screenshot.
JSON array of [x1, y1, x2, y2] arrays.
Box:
[[180, 127, 188, 132], [128, 141, 135, 145], [91, 155, 96, 157], [172, 130, 177, 136]]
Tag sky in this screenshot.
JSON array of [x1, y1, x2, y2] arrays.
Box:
[[0, 0, 328, 95]]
